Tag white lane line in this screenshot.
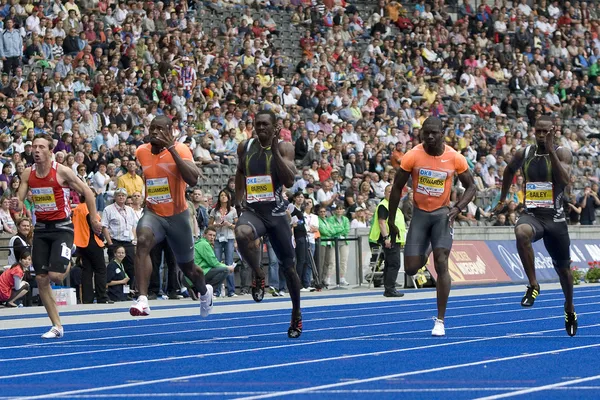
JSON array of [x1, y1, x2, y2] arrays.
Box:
[[0, 289, 598, 341], [474, 375, 600, 399], [3, 309, 600, 381], [0, 293, 594, 354], [233, 340, 600, 400], [12, 387, 600, 398], [2, 298, 599, 364], [10, 323, 600, 400]]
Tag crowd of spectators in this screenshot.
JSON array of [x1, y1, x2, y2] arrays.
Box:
[[2, 0, 600, 304]]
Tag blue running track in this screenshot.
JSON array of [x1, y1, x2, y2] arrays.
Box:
[[0, 286, 599, 400]]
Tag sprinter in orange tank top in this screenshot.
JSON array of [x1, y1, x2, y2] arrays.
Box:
[[387, 117, 477, 337], [129, 115, 213, 318], [11, 134, 101, 339]]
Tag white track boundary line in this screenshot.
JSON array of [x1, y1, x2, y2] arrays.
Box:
[[474, 374, 600, 399], [0, 287, 586, 340], [2, 298, 599, 364], [11, 386, 600, 398], [10, 323, 600, 400], [0, 293, 594, 353], [4, 312, 599, 380], [233, 340, 600, 400]]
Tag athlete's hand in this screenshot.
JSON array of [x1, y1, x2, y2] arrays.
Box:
[[388, 223, 399, 245], [91, 220, 103, 236], [448, 206, 461, 226], [271, 134, 280, 153], [155, 126, 175, 150], [544, 128, 555, 150]]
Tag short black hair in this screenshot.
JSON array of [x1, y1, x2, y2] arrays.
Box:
[[256, 110, 277, 125]]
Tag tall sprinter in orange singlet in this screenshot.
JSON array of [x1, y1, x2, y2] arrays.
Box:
[[129, 116, 213, 317], [12, 134, 101, 339], [388, 117, 476, 337]]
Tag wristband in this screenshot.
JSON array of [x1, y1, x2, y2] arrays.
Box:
[[167, 144, 176, 151]]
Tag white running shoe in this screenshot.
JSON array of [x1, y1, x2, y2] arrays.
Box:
[[200, 284, 214, 318], [41, 326, 63, 339], [431, 318, 445, 337], [340, 278, 350, 286], [129, 295, 151, 317], [300, 288, 310, 292]]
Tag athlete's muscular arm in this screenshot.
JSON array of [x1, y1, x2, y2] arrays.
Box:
[[387, 168, 411, 243], [495, 148, 526, 213], [11, 167, 30, 211], [273, 139, 297, 188], [168, 147, 200, 187], [450, 170, 477, 224], [550, 146, 572, 187], [234, 141, 247, 208], [58, 165, 102, 234]]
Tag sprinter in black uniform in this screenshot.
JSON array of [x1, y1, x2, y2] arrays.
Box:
[[495, 116, 577, 336], [234, 110, 303, 338]]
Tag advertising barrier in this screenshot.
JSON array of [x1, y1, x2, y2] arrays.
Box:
[[426, 240, 600, 285], [427, 241, 512, 285]]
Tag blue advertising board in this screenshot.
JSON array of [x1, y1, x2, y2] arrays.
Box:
[[485, 240, 600, 284]]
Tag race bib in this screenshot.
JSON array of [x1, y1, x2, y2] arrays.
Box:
[[31, 187, 58, 212], [525, 182, 553, 209], [416, 168, 447, 197], [246, 175, 275, 203], [146, 178, 172, 204]]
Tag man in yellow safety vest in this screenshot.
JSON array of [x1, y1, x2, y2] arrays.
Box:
[[369, 185, 406, 297]]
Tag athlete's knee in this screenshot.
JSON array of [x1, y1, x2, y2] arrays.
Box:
[[432, 249, 449, 272], [515, 224, 534, 243], [404, 256, 422, 275], [36, 274, 49, 287], [234, 225, 255, 245], [136, 229, 155, 253], [48, 271, 65, 285], [553, 260, 571, 271], [179, 261, 198, 276], [279, 257, 295, 272]]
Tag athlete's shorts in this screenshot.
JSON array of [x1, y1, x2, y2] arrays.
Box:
[[137, 208, 194, 264], [516, 213, 571, 268], [237, 209, 295, 264], [404, 206, 453, 257], [32, 219, 74, 275]]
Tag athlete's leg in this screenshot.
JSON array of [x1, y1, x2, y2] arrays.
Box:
[[515, 224, 538, 288], [134, 227, 156, 297], [37, 273, 61, 327], [403, 208, 433, 275], [235, 211, 267, 280], [544, 222, 574, 313], [432, 248, 451, 320]]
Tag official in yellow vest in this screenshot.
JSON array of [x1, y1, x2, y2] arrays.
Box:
[[369, 185, 406, 297], [73, 197, 113, 304]]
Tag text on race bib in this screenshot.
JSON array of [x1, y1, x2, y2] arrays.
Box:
[[525, 182, 554, 209], [146, 177, 172, 204], [31, 187, 58, 212], [246, 175, 275, 203], [416, 168, 447, 197]]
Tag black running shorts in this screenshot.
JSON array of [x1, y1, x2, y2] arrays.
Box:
[[237, 209, 295, 263], [404, 206, 453, 257], [137, 208, 194, 264], [515, 213, 571, 268], [32, 220, 74, 275]]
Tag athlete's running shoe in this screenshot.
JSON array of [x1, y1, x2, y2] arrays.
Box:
[[129, 295, 151, 316], [41, 326, 64, 339], [252, 277, 265, 302], [431, 318, 445, 337], [565, 310, 578, 337], [521, 285, 540, 307], [200, 284, 214, 318], [287, 311, 303, 339]]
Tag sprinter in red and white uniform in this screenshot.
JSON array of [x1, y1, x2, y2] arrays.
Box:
[[11, 134, 100, 339]]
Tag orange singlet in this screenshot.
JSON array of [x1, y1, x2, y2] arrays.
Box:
[[400, 144, 469, 212], [136, 143, 193, 217]]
